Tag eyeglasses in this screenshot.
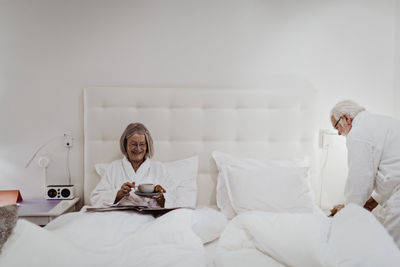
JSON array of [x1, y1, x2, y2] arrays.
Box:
[[334, 117, 342, 130]]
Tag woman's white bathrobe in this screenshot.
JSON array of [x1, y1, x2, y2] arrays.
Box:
[[90, 157, 177, 208], [345, 111, 400, 246]]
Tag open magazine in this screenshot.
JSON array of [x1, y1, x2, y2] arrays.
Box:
[[86, 197, 193, 217], [86, 205, 186, 212]]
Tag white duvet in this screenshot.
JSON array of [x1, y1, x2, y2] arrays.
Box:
[[0, 209, 206, 267], [215, 204, 400, 267]]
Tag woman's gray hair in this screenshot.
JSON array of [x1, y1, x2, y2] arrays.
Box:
[[330, 100, 366, 120], [120, 122, 154, 159]]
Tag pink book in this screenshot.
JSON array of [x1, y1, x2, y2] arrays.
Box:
[[0, 190, 23, 205]]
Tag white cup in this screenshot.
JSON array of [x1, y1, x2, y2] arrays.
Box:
[[138, 183, 155, 193]]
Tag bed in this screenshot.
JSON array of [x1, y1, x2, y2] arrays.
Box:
[[1, 86, 400, 267], [81, 86, 320, 266]]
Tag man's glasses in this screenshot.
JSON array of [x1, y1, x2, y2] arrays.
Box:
[[334, 116, 342, 130]]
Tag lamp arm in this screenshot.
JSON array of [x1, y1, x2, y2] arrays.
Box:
[[25, 136, 60, 168]]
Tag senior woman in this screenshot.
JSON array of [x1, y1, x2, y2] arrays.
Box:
[[90, 122, 175, 208]]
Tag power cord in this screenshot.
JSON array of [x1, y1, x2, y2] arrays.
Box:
[[319, 144, 330, 208], [26, 134, 73, 185], [66, 146, 72, 185]]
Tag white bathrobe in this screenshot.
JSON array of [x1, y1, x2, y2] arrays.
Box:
[[90, 157, 177, 208], [345, 111, 400, 246]]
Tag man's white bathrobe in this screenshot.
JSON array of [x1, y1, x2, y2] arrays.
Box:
[[345, 111, 400, 247], [90, 157, 177, 208]]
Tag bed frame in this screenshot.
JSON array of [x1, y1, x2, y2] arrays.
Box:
[[83, 87, 318, 206]]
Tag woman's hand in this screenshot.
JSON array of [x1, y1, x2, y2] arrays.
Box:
[[115, 182, 135, 203], [154, 184, 166, 193], [152, 184, 166, 207]]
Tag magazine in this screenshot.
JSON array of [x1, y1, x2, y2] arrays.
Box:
[[85, 203, 193, 217], [86, 205, 185, 212], [86, 193, 194, 217]]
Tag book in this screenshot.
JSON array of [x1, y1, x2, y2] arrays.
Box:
[[0, 190, 23, 205]]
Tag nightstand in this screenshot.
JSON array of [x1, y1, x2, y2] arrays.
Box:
[[18, 197, 80, 226]]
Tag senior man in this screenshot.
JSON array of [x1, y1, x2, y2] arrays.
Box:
[[330, 100, 400, 247]]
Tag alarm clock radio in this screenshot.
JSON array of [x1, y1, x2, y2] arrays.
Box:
[[46, 185, 74, 200]]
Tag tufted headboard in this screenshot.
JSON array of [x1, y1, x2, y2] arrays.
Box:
[[83, 87, 318, 206]]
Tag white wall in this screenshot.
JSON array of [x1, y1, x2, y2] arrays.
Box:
[[396, 0, 400, 119], [0, 0, 397, 208]]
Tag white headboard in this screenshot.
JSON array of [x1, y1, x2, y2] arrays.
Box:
[[84, 87, 318, 206]]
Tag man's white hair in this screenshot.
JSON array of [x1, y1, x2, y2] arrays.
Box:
[[330, 100, 366, 120]]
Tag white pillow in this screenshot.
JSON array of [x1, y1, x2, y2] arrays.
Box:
[[162, 156, 198, 208], [191, 207, 228, 244], [212, 151, 310, 218], [94, 156, 198, 208], [326, 204, 400, 267], [224, 164, 314, 214]]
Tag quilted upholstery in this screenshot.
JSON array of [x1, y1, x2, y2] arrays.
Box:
[[83, 88, 318, 206]]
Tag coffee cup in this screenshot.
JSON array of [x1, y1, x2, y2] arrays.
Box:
[[138, 183, 155, 193]]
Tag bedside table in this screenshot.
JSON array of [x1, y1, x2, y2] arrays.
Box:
[[18, 197, 80, 226]]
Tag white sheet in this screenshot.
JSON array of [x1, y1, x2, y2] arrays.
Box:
[[204, 238, 219, 267], [214, 204, 400, 267], [326, 204, 400, 267], [0, 209, 206, 267], [215, 211, 329, 267]]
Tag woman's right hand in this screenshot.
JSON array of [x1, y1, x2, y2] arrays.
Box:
[[115, 182, 135, 203]]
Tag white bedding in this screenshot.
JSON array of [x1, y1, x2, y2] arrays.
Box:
[[204, 238, 219, 267], [0, 209, 207, 267], [212, 151, 315, 219], [215, 204, 400, 267], [215, 211, 328, 267]]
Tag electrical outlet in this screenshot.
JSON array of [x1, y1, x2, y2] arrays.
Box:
[[64, 133, 73, 148], [319, 129, 337, 149]]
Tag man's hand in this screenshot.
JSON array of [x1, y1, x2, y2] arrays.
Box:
[[330, 204, 345, 216], [364, 197, 378, 212]]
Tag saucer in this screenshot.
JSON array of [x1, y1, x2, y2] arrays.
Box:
[[134, 191, 159, 197]]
